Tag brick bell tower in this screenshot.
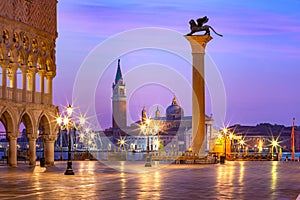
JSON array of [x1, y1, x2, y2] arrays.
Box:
[[112, 59, 127, 129]]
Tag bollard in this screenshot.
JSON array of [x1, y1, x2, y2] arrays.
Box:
[[40, 157, 45, 167], [220, 155, 225, 164]]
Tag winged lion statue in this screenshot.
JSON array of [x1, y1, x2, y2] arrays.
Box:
[[186, 16, 223, 37]]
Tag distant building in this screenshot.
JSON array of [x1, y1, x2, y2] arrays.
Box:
[[104, 60, 217, 154], [227, 123, 300, 153], [112, 59, 127, 129]]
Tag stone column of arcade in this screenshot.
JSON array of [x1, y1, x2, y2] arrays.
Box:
[[1, 63, 7, 99], [20, 65, 28, 102], [46, 74, 54, 104], [7, 133, 18, 167], [27, 133, 38, 166], [38, 70, 45, 103], [185, 35, 212, 155], [43, 135, 56, 166]]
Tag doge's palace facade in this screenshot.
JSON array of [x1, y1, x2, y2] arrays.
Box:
[[0, 0, 58, 167]]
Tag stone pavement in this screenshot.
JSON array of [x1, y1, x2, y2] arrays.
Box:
[[0, 161, 299, 199]]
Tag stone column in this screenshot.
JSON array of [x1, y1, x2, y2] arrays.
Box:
[[8, 64, 18, 100], [1, 64, 7, 99], [185, 35, 212, 155], [28, 139, 37, 166], [20, 66, 27, 102], [7, 133, 18, 167], [39, 71, 45, 103], [27, 132, 38, 166], [46, 74, 54, 104], [27, 68, 37, 103], [43, 135, 56, 166]]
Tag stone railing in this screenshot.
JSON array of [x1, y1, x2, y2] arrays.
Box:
[[0, 86, 52, 105]]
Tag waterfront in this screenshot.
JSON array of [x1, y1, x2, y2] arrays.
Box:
[[0, 161, 299, 199]]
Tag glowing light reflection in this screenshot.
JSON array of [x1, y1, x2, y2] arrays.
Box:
[[138, 171, 161, 200], [120, 171, 126, 198], [271, 161, 278, 190], [216, 164, 236, 198]]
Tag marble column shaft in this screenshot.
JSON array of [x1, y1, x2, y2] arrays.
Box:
[[185, 35, 212, 155]]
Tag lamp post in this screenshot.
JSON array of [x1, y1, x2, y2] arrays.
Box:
[[56, 104, 86, 175], [239, 139, 245, 154], [79, 127, 96, 159], [222, 128, 228, 160], [141, 118, 151, 167], [140, 117, 160, 167], [271, 140, 279, 160]]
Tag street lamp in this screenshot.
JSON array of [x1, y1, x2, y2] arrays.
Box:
[[140, 117, 160, 167], [267, 134, 282, 161], [117, 136, 127, 151], [258, 139, 264, 153], [79, 127, 96, 159], [239, 139, 246, 153], [222, 128, 228, 160], [56, 104, 86, 175]]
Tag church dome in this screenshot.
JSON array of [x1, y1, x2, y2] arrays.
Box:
[[166, 97, 184, 120]]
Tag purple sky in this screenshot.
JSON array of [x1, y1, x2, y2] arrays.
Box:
[[55, 0, 300, 129]]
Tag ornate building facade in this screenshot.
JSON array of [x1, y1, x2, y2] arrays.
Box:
[[0, 0, 58, 167]]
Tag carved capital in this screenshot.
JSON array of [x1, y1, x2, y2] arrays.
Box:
[[19, 65, 28, 74], [0, 60, 8, 68], [7, 133, 19, 140], [46, 71, 56, 79], [185, 35, 212, 53], [27, 67, 37, 75], [38, 69, 46, 76], [43, 134, 57, 142], [27, 133, 38, 141]]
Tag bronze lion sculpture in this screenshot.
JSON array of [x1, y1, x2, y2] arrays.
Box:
[[187, 16, 223, 37]]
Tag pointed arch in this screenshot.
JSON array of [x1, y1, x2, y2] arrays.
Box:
[[0, 109, 15, 134], [19, 112, 34, 135], [38, 114, 51, 135]]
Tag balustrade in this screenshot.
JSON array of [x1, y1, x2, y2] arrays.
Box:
[[0, 86, 51, 104]]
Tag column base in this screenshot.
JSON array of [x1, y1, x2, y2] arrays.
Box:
[[46, 161, 55, 166], [64, 168, 75, 175], [64, 160, 75, 175], [29, 161, 36, 167], [144, 155, 152, 167]]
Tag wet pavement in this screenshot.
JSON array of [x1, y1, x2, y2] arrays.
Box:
[[0, 161, 299, 199]]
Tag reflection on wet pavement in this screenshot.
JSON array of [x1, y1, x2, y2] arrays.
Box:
[[0, 161, 299, 199]]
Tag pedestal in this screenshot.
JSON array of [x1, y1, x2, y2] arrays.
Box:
[[185, 35, 212, 155]]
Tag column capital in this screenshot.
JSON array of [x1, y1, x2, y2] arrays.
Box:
[[185, 35, 213, 53], [38, 69, 46, 76], [27, 133, 38, 141], [46, 72, 56, 79], [8, 66, 18, 74], [7, 133, 19, 140], [0, 60, 8, 68], [9, 63, 20, 69], [43, 134, 57, 142], [27, 67, 38, 74], [19, 65, 28, 72]]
